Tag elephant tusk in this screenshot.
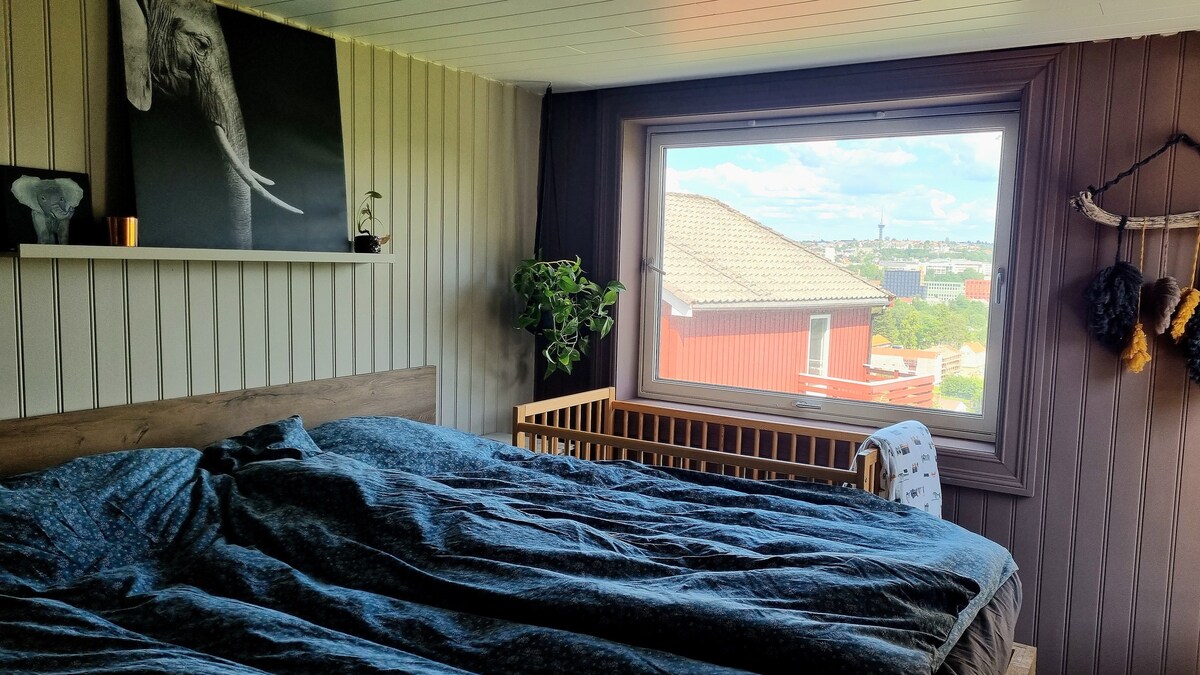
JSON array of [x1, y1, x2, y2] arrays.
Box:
[[214, 125, 303, 214], [249, 168, 275, 186]]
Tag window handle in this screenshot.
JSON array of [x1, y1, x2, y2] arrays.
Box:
[[993, 267, 1007, 305], [644, 259, 666, 275]]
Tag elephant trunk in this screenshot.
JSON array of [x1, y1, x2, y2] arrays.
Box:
[[201, 52, 253, 248], [193, 27, 302, 248]]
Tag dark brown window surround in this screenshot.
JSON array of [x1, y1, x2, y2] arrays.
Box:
[[540, 46, 1069, 497]]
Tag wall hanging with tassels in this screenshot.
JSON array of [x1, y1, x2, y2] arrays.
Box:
[[1071, 133, 1200, 383]]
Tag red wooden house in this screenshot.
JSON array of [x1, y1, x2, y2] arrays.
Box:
[[657, 193, 898, 398]]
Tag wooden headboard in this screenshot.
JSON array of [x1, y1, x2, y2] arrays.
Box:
[[0, 366, 436, 477]]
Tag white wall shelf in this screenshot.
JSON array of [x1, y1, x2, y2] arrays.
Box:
[[16, 244, 394, 264]]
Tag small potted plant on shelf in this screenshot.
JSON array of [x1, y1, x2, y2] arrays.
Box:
[[513, 256, 625, 378], [354, 191, 391, 253]]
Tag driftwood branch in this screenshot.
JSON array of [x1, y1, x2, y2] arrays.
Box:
[[1070, 191, 1200, 230]]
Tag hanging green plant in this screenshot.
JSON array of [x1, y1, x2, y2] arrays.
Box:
[[512, 257, 624, 378]]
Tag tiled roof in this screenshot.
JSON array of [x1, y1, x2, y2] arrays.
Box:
[[872, 346, 940, 359], [662, 193, 891, 309]]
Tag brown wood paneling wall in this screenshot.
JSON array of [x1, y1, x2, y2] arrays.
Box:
[[546, 34, 1200, 675]]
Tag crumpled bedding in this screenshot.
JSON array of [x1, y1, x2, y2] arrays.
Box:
[[0, 415, 1017, 674]]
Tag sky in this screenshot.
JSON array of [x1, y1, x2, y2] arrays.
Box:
[[663, 131, 1004, 242]]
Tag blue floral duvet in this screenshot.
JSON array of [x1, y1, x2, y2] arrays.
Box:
[[0, 416, 1016, 674]]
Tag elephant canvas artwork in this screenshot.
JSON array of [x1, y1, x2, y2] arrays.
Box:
[[0, 166, 95, 251], [118, 0, 348, 251]]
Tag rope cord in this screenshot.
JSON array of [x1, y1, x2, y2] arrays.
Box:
[[1190, 221, 1200, 288], [1137, 217, 1148, 310], [1115, 217, 1127, 266], [1090, 133, 1200, 197]]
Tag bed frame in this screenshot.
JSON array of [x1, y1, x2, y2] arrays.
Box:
[[0, 366, 437, 477], [513, 388, 880, 493]]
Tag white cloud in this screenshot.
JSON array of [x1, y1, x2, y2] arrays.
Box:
[[665, 134, 1002, 241]]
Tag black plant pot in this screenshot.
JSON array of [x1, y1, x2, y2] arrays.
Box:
[[524, 309, 554, 334], [354, 234, 382, 253]]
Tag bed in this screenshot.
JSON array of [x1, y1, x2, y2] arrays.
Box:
[[0, 367, 1022, 674]]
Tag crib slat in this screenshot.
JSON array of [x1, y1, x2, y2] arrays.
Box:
[[666, 415, 676, 467], [652, 413, 662, 466], [583, 402, 592, 459]]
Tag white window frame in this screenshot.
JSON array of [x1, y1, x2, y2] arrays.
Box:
[[638, 104, 1020, 442], [807, 314, 831, 377]]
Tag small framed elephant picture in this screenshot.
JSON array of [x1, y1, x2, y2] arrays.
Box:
[[1, 166, 95, 251]]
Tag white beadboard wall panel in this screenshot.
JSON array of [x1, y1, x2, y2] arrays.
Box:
[[332, 263, 354, 378], [125, 261, 159, 403], [0, 0, 12, 166], [408, 60, 428, 369], [93, 260, 130, 407], [215, 262, 244, 392], [240, 262, 269, 390], [353, 264, 372, 375], [186, 262, 218, 396], [55, 260, 94, 412], [0, 260, 21, 420], [0, 0, 538, 436], [440, 68, 460, 426], [289, 264, 314, 383], [19, 260, 58, 417], [469, 75, 489, 435], [310, 263, 335, 381], [265, 262, 292, 386], [156, 261, 189, 400], [389, 51, 411, 371], [454, 73, 475, 431]]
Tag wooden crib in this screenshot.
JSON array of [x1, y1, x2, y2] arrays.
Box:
[[512, 388, 880, 493]]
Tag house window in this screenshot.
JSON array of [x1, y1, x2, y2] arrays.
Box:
[[807, 315, 830, 377], [639, 104, 1019, 441]]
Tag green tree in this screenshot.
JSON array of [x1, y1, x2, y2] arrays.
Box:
[[849, 261, 883, 282], [871, 298, 988, 349], [939, 374, 984, 413]]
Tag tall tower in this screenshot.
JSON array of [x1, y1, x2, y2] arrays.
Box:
[[877, 216, 885, 241]]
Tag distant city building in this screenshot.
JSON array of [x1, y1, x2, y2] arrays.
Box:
[[923, 258, 990, 275], [964, 278, 992, 302], [932, 345, 963, 379], [961, 342, 987, 374], [880, 260, 922, 271], [923, 281, 965, 303], [870, 346, 944, 384], [883, 269, 922, 298]]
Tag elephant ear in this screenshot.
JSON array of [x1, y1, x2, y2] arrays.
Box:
[[55, 179, 85, 208], [118, 0, 152, 110], [10, 176, 41, 211]]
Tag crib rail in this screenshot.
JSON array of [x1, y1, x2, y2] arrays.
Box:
[[513, 389, 878, 493]]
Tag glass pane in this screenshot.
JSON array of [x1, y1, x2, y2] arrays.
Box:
[[656, 131, 1002, 416], [808, 316, 829, 376]]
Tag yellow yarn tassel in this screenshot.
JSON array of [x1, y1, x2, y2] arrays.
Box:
[[1121, 323, 1151, 373], [1170, 288, 1200, 341]]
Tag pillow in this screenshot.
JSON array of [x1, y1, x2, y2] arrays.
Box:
[[199, 416, 322, 474], [308, 415, 527, 474]]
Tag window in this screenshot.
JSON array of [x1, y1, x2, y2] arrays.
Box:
[[639, 105, 1019, 441], [807, 315, 830, 377]]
